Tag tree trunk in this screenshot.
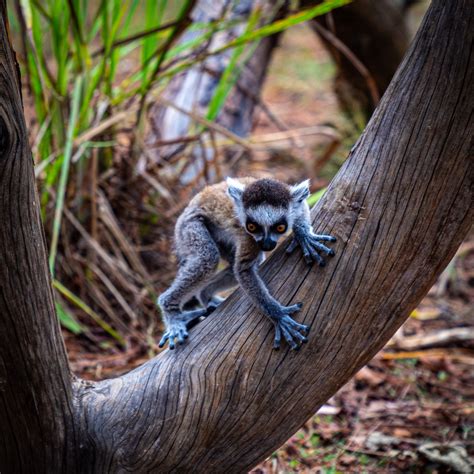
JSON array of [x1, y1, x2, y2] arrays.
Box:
[[0, 0, 472, 472], [311, 0, 411, 124], [0, 3, 74, 471], [142, 0, 280, 183]]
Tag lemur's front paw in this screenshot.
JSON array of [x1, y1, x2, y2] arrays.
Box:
[[158, 308, 207, 349], [159, 321, 188, 350], [272, 303, 309, 350], [287, 233, 336, 266]]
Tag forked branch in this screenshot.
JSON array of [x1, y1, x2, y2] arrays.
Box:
[[0, 1, 472, 472]]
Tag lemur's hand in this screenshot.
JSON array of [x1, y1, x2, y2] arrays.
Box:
[[159, 321, 188, 350], [287, 232, 336, 266], [269, 302, 309, 350], [158, 308, 208, 350]]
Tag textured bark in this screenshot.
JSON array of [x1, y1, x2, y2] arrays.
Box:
[[0, 0, 473, 473], [0, 2, 74, 471], [142, 0, 279, 181], [311, 0, 411, 122]]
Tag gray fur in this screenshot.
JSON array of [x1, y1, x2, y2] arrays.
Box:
[[290, 179, 311, 202], [286, 197, 336, 266], [158, 178, 336, 350], [234, 257, 307, 350], [197, 267, 236, 307]]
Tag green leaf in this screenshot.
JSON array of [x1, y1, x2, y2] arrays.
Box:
[[227, 0, 352, 47], [160, 0, 351, 82], [55, 301, 84, 334], [206, 8, 261, 122], [307, 188, 326, 207]]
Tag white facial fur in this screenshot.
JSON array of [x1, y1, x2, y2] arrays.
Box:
[[246, 205, 290, 242], [246, 205, 288, 226], [226, 177, 310, 239]]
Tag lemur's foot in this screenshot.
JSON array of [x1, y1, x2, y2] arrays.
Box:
[[158, 308, 207, 349], [271, 303, 309, 350], [287, 233, 336, 266], [206, 295, 225, 312]]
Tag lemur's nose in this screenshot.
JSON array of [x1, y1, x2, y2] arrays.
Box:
[[261, 238, 276, 251]]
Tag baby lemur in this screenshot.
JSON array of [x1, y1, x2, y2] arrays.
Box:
[[158, 177, 336, 350]]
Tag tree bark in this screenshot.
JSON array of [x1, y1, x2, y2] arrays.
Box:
[[0, 0, 472, 472], [311, 0, 411, 123], [142, 0, 280, 182], [0, 3, 74, 471]]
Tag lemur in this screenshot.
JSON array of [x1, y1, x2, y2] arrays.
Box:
[[158, 177, 336, 350]]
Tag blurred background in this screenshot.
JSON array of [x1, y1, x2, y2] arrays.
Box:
[[6, 0, 473, 471]]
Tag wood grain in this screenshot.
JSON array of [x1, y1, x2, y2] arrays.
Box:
[[0, 1, 74, 471], [0, 0, 472, 472]]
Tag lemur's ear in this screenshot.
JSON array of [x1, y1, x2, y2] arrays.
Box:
[[290, 179, 310, 203], [226, 177, 245, 202]]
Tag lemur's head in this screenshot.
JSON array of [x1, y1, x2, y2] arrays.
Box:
[[227, 177, 310, 251]]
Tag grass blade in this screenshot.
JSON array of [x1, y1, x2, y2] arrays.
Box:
[[206, 8, 261, 122], [49, 76, 82, 276], [53, 280, 126, 346], [158, 0, 352, 83], [308, 188, 327, 207], [226, 0, 352, 48], [55, 301, 84, 334]]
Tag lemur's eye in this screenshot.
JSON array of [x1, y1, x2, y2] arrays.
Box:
[[247, 222, 258, 233], [276, 224, 287, 233]]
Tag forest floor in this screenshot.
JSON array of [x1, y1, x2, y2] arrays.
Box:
[[26, 22, 473, 474]]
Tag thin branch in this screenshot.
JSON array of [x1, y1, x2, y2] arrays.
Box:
[[156, 96, 253, 151], [147, 134, 200, 148], [201, 65, 297, 142], [90, 18, 192, 59], [311, 21, 380, 107]]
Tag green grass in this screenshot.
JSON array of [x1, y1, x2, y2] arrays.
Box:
[[49, 75, 83, 276]]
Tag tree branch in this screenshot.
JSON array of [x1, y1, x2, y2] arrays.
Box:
[[0, 0, 472, 472], [76, 1, 473, 471], [311, 0, 411, 121]]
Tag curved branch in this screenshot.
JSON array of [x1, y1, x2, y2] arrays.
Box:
[[0, 0, 472, 472], [76, 1, 473, 471]]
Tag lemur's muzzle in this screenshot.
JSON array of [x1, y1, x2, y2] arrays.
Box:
[[261, 237, 277, 251]]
